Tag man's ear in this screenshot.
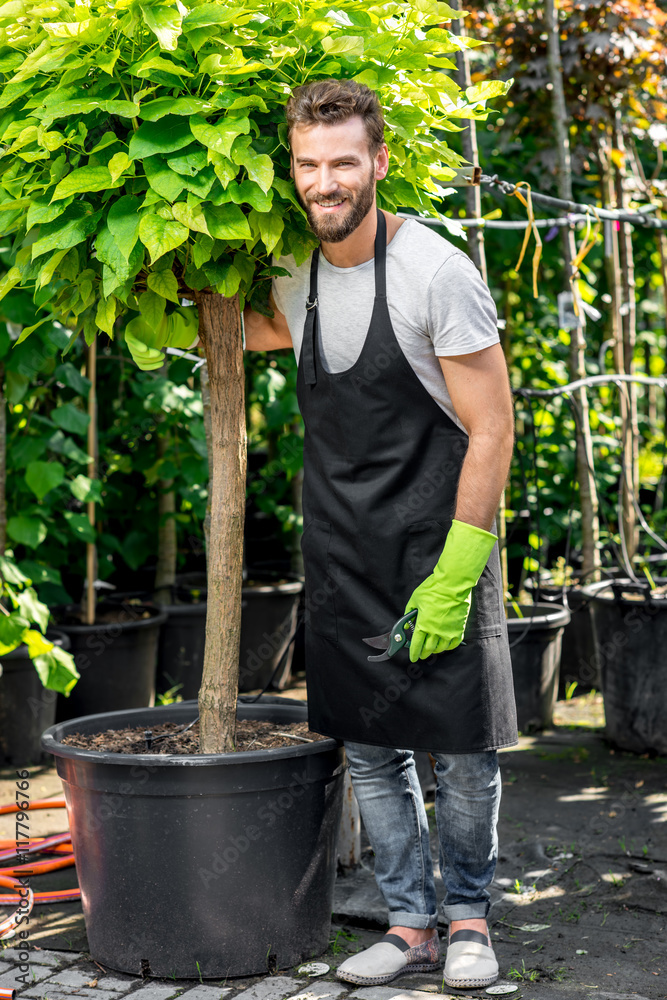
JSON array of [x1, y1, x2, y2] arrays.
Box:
[[375, 143, 389, 182]]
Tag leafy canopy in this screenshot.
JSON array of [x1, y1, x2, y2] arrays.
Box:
[[0, 0, 509, 368]]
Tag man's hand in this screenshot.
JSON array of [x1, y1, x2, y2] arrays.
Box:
[[404, 519, 497, 661], [243, 289, 293, 351]]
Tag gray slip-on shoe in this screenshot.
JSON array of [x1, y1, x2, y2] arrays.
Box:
[[335, 931, 441, 986], [443, 928, 499, 989]]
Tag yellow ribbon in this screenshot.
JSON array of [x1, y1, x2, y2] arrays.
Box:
[[512, 181, 543, 299], [569, 204, 602, 318]]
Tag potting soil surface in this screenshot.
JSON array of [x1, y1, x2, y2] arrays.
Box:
[[60, 718, 328, 753]]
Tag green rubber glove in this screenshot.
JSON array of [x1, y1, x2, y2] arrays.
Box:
[[404, 518, 497, 661]]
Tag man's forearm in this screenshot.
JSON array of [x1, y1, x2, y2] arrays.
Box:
[[454, 429, 514, 533]]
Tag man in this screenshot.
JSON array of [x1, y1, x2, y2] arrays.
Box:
[[243, 79, 518, 991]]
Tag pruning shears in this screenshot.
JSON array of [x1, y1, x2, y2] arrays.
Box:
[[362, 610, 418, 661]]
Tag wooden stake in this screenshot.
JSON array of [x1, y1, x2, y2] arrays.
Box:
[[85, 339, 97, 625]]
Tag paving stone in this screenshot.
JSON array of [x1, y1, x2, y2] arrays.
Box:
[[0, 963, 54, 989], [22, 990, 128, 1000], [37, 966, 102, 988], [90, 974, 138, 992], [348, 990, 450, 1000], [286, 982, 348, 1000], [0, 961, 11, 974], [118, 985, 183, 1000], [233, 977, 303, 1000], [177, 986, 233, 1000], [0, 948, 79, 968]]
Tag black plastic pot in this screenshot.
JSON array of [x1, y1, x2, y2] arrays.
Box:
[[506, 603, 571, 732], [41, 698, 345, 979], [0, 629, 70, 765], [154, 573, 304, 698], [51, 601, 167, 723], [582, 577, 667, 754], [525, 582, 598, 695]]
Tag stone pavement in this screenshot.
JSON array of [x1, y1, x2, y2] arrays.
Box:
[[1, 692, 666, 1000]]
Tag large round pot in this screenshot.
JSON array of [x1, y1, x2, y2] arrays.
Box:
[[51, 601, 167, 722], [41, 697, 345, 979], [525, 581, 598, 695], [0, 629, 70, 765], [154, 573, 303, 698], [506, 603, 571, 732], [582, 577, 667, 754]]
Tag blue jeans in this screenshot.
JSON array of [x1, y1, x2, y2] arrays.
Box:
[[344, 741, 502, 928]]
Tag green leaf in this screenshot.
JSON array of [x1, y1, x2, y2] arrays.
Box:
[[232, 137, 273, 192], [52, 165, 115, 201], [108, 151, 132, 183], [141, 3, 183, 51], [256, 210, 284, 255], [39, 100, 139, 127], [321, 35, 364, 57], [70, 474, 103, 503], [37, 249, 69, 289], [7, 516, 47, 549], [31, 203, 102, 260], [465, 80, 510, 103], [147, 269, 180, 303], [138, 289, 166, 328], [32, 642, 80, 696], [63, 510, 96, 544], [16, 587, 49, 632], [226, 179, 273, 212], [0, 266, 21, 304], [0, 615, 29, 656], [140, 97, 215, 121], [139, 215, 189, 264], [190, 114, 250, 159], [203, 203, 252, 240], [129, 116, 194, 160], [27, 197, 72, 228], [96, 296, 117, 335], [51, 402, 90, 436], [172, 200, 211, 235], [25, 460, 65, 500], [204, 260, 241, 297], [107, 196, 143, 260], [144, 157, 186, 200], [183, 3, 247, 28], [167, 145, 208, 176], [53, 362, 90, 395]]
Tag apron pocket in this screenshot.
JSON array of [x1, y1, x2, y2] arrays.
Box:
[[406, 519, 447, 586], [301, 518, 338, 642]]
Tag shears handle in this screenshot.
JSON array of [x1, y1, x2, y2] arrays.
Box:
[[386, 609, 418, 657]]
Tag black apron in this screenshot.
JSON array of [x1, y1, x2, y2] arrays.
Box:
[[295, 209, 518, 754]]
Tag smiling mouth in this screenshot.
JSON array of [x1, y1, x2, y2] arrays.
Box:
[[314, 198, 347, 209]]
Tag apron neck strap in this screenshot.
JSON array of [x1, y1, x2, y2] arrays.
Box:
[[374, 207, 387, 300]]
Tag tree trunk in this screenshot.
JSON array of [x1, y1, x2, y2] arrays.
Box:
[[195, 291, 246, 753], [612, 116, 640, 562], [200, 353, 213, 559], [545, 0, 600, 583]]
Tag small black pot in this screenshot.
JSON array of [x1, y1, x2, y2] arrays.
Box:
[[525, 582, 598, 695], [41, 697, 345, 979], [154, 573, 304, 698], [582, 577, 667, 754], [51, 601, 167, 722], [506, 603, 571, 732], [0, 629, 70, 765]]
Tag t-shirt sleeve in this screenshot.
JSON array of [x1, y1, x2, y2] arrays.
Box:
[[426, 253, 500, 356]]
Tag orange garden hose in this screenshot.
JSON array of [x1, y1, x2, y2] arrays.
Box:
[[0, 798, 80, 939]]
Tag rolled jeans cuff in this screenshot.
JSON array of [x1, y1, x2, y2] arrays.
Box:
[[388, 910, 438, 930], [442, 900, 490, 922]]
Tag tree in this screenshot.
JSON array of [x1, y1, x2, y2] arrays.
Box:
[[0, 0, 509, 751]]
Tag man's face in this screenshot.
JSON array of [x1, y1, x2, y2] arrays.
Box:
[[290, 116, 388, 243]]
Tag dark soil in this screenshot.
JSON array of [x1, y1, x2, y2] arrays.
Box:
[[52, 605, 158, 626], [60, 718, 328, 754]]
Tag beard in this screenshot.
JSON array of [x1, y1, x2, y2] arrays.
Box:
[[298, 165, 376, 243]]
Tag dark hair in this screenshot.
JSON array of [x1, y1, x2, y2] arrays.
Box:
[[285, 79, 385, 155]]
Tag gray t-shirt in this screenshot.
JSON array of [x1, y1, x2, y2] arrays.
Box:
[[271, 217, 500, 432]]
